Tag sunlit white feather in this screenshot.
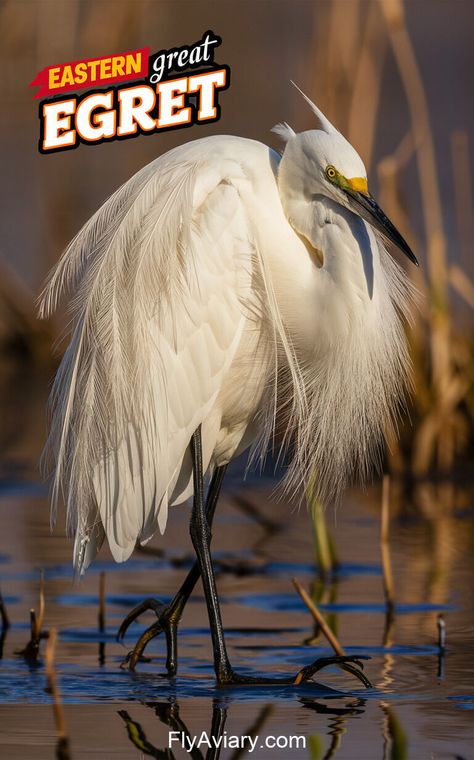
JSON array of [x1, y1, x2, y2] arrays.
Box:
[[39, 103, 413, 573]]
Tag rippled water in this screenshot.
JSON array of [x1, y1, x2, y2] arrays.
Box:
[[0, 366, 473, 758], [1, 468, 473, 759]]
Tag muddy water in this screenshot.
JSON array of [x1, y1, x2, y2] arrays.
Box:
[[0, 371, 473, 758]]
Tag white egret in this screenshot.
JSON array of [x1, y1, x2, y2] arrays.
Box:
[[39, 88, 417, 686]]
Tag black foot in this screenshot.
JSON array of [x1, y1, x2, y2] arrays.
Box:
[[294, 655, 372, 688], [117, 598, 178, 674], [217, 656, 371, 688], [117, 598, 163, 642]]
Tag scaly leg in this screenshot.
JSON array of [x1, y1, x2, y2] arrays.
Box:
[[121, 426, 371, 689], [118, 463, 227, 673], [189, 425, 371, 689]]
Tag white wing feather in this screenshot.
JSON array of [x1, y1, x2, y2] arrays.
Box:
[[39, 137, 276, 572], [39, 131, 414, 575]]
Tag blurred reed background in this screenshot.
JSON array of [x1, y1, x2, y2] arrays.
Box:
[[0, 0, 472, 511]]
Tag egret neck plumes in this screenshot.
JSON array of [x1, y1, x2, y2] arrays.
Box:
[[269, 103, 416, 502]]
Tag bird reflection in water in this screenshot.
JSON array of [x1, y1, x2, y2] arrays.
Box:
[[118, 696, 369, 760], [119, 699, 272, 760]]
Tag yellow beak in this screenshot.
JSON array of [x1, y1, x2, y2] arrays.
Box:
[[347, 176, 369, 194]]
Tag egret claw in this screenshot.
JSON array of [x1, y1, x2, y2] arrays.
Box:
[[117, 597, 166, 642], [119, 650, 153, 670], [213, 656, 371, 688], [120, 619, 165, 671], [294, 655, 372, 688]]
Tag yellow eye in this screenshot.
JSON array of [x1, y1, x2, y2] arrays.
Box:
[[326, 166, 337, 180]]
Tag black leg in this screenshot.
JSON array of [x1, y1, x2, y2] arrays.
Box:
[[189, 426, 233, 683], [189, 426, 372, 689], [118, 462, 227, 673], [120, 426, 372, 689], [206, 701, 228, 760], [163, 462, 227, 674]]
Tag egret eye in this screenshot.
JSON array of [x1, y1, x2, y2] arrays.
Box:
[[326, 166, 337, 180]]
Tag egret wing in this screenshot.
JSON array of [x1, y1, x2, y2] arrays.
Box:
[[39, 138, 259, 571]]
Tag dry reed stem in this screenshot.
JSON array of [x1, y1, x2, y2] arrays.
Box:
[[381, 476, 395, 614], [412, 369, 471, 475], [376, 131, 427, 311], [19, 571, 48, 660], [378, 0, 448, 284], [347, 0, 387, 170], [377, 129, 432, 440], [45, 628, 71, 760], [308, 3, 331, 113], [307, 0, 361, 132], [330, 0, 361, 85], [392, 130, 419, 169], [449, 266, 474, 310], [378, 0, 454, 472], [292, 577, 345, 657], [325, 0, 361, 127], [376, 137, 431, 431]]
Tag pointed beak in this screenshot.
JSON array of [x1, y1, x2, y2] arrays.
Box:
[[343, 188, 419, 267]]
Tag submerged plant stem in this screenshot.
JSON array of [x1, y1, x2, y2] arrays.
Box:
[[292, 577, 345, 657]]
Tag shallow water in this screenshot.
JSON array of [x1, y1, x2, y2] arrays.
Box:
[[0, 454, 473, 759], [0, 364, 472, 758]]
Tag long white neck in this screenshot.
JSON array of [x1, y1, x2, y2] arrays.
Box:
[[271, 156, 413, 503], [278, 183, 386, 359]]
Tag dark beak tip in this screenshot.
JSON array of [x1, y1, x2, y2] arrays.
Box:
[[405, 246, 419, 267], [349, 189, 420, 269]]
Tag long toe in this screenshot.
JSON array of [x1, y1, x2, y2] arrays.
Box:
[[215, 655, 371, 688], [294, 655, 372, 688], [120, 619, 165, 671], [217, 669, 298, 686], [117, 598, 166, 642], [119, 650, 153, 670]]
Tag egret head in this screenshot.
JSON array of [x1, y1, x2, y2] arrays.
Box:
[[274, 86, 418, 266]]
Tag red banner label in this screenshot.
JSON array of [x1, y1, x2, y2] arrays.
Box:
[[30, 48, 149, 99]]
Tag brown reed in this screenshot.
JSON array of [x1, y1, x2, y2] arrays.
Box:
[[19, 569, 48, 661], [45, 628, 72, 760], [292, 577, 345, 657], [381, 476, 395, 610], [306, 0, 474, 489]]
